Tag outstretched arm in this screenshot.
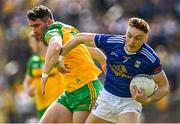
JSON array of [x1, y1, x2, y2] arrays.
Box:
[[61, 33, 97, 56], [57, 33, 97, 73]]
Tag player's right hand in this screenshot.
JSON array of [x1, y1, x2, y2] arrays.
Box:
[[130, 85, 150, 105]]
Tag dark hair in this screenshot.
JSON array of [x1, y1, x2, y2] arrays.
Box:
[[128, 17, 150, 33], [27, 5, 53, 21]]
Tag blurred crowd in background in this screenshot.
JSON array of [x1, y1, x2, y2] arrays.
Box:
[[0, 0, 180, 123]]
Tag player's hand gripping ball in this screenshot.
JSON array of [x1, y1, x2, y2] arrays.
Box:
[[130, 74, 157, 96]]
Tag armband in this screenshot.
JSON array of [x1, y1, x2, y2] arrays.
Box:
[[42, 72, 49, 78], [59, 55, 64, 61]]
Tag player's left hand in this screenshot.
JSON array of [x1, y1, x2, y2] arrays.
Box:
[[130, 85, 150, 105]]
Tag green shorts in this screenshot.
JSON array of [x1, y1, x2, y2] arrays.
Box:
[[37, 107, 48, 118], [56, 79, 103, 112]]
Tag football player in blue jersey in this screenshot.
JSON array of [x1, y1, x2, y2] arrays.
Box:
[[59, 17, 170, 123]]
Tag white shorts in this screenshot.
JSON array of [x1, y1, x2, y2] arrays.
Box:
[[92, 88, 142, 122]]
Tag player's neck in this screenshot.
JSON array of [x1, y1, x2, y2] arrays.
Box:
[[124, 47, 136, 55]]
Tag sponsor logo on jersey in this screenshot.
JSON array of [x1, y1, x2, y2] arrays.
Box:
[[75, 78, 81, 83], [111, 52, 119, 57], [109, 64, 132, 79]]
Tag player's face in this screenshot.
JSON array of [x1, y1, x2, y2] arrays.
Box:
[[28, 18, 49, 42], [29, 36, 44, 53], [125, 27, 148, 53]]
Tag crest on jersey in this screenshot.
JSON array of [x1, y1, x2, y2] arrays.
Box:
[[134, 60, 141, 68]]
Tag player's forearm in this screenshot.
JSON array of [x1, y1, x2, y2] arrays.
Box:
[[23, 75, 35, 97], [27, 85, 35, 97], [61, 35, 83, 56], [93, 51, 106, 71], [150, 86, 169, 102], [43, 37, 62, 74], [43, 51, 59, 73], [148, 80, 169, 103], [61, 33, 96, 56], [88, 47, 107, 73]]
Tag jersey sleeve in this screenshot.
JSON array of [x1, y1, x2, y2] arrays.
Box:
[[94, 34, 125, 55], [149, 56, 162, 75], [94, 34, 112, 49], [44, 24, 63, 45]]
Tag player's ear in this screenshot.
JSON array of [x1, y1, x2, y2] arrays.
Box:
[[47, 18, 53, 25], [144, 34, 148, 43]]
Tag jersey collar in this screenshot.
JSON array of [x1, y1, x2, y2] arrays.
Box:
[[123, 47, 136, 55]]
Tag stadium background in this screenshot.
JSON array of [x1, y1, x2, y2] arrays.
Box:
[[0, 0, 179, 123]]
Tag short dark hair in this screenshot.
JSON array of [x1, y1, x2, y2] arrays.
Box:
[[27, 5, 53, 21], [128, 17, 150, 33]]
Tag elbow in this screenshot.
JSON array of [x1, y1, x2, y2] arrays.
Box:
[[157, 81, 170, 98], [166, 83, 170, 95], [164, 82, 170, 96], [49, 42, 62, 55]]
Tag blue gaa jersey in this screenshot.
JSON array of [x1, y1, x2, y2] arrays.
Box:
[[94, 34, 162, 97]]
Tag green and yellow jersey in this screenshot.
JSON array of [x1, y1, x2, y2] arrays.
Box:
[[44, 22, 101, 92], [27, 54, 64, 110]]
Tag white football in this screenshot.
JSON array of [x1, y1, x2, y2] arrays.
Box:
[[130, 74, 157, 96]]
